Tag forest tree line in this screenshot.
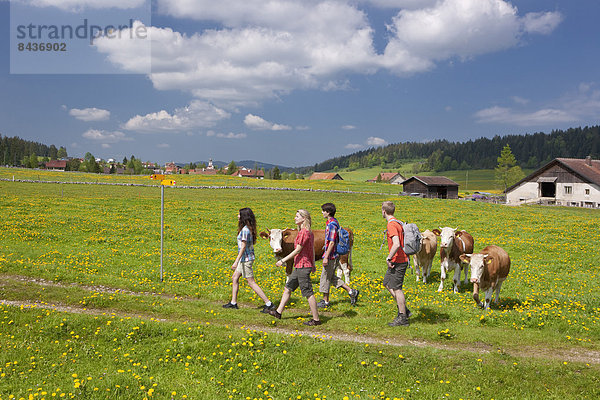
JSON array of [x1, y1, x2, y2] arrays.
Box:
[[304, 125, 600, 173]]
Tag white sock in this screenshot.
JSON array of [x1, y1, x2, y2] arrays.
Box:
[[230, 301, 237, 305], [265, 301, 272, 307]]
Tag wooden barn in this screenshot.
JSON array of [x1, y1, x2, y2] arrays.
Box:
[[366, 172, 405, 184], [308, 172, 343, 180], [505, 157, 600, 208], [401, 176, 459, 199]]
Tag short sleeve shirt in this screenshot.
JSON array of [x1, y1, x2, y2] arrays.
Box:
[[237, 226, 255, 262], [324, 217, 339, 259], [293, 228, 315, 269], [387, 219, 408, 264]]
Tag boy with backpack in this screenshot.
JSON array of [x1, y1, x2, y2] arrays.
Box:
[[317, 203, 359, 308], [381, 201, 413, 326]]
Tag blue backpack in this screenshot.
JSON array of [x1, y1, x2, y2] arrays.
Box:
[[332, 221, 351, 255]]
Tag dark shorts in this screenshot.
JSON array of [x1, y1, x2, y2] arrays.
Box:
[[383, 262, 409, 291], [286, 267, 314, 298]]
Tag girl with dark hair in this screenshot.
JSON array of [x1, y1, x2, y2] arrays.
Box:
[[223, 207, 274, 313]]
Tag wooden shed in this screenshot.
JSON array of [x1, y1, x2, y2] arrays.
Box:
[[308, 172, 343, 180], [401, 176, 459, 199]]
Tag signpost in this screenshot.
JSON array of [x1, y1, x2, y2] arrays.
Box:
[[150, 174, 175, 282]]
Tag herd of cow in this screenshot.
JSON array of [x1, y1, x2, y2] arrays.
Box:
[[260, 226, 511, 310]]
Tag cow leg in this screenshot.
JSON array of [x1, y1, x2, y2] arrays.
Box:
[[494, 281, 503, 305], [452, 263, 461, 293], [423, 259, 432, 283], [437, 261, 447, 292], [462, 262, 469, 286], [484, 287, 493, 309], [414, 256, 422, 282]]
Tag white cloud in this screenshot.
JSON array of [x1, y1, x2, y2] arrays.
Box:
[[345, 143, 363, 150], [101, 143, 111, 148], [475, 83, 600, 126], [341, 125, 357, 130], [206, 130, 247, 139], [474, 106, 575, 126], [511, 96, 530, 105], [17, 0, 145, 11], [123, 101, 230, 133], [157, 143, 170, 148], [82, 129, 132, 143], [381, 0, 562, 74], [366, 136, 388, 146], [296, 125, 310, 131], [92, 1, 561, 106], [244, 114, 292, 131], [69, 107, 110, 122]]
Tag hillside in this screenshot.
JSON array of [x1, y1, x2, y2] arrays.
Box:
[[303, 125, 600, 174]]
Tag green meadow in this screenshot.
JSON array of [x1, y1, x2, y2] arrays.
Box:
[[1, 168, 599, 399]]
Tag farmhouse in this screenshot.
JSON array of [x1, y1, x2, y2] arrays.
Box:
[[44, 160, 67, 171], [366, 172, 405, 184], [235, 168, 264, 179], [401, 176, 459, 199], [505, 157, 600, 208], [308, 172, 343, 180]]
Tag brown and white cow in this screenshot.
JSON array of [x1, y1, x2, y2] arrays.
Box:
[[413, 229, 437, 283], [260, 228, 354, 283], [432, 227, 474, 293], [460, 245, 510, 309]]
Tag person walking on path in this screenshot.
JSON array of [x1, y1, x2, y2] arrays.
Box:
[[223, 207, 274, 313], [317, 202, 359, 308], [268, 209, 321, 326], [381, 201, 411, 326]]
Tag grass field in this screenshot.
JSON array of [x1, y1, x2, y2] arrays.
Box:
[[1, 168, 599, 399]]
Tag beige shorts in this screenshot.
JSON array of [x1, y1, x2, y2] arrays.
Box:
[[236, 260, 254, 279], [319, 257, 344, 293]]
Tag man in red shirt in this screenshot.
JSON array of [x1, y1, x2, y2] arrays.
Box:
[[382, 201, 410, 327]]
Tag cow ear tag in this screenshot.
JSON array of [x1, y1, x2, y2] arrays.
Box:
[[487, 259, 493, 264]]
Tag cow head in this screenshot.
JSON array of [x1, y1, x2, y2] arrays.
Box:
[[434, 227, 458, 250], [460, 253, 492, 284], [259, 229, 289, 254]]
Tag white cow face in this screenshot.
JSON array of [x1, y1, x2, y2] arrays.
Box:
[[462, 254, 487, 284], [263, 229, 283, 254], [438, 227, 457, 249]]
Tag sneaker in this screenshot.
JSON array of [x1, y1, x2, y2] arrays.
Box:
[[405, 307, 412, 318], [222, 302, 239, 309], [268, 309, 282, 319], [349, 289, 360, 306], [303, 319, 322, 326], [316, 299, 330, 308], [261, 304, 275, 313], [388, 313, 409, 327]]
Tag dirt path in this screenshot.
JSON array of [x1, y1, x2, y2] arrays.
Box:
[[2, 274, 599, 366]]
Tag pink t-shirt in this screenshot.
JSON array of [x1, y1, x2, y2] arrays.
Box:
[[294, 228, 315, 269]]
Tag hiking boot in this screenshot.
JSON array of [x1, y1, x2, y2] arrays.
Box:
[[316, 299, 330, 308], [388, 313, 409, 327], [349, 289, 360, 306], [261, 304, 275, 314], [268, 309, 282, 319], [222, 302, 239, 309], [303, 319, 322, 326], [405, 307, 412, 318]]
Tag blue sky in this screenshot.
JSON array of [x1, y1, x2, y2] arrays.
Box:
[[1, 0, 599, 167]]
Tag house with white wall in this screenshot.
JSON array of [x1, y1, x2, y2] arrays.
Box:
[[505, 157, 600, 208]]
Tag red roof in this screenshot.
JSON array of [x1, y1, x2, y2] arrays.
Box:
[[237, 169, 264, 177], [45, 160, 67, 169], [308, 172, 343, 180], [401, 176, 459, 186]]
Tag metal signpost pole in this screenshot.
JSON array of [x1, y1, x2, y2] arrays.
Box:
[[160, 184, 164, 282]]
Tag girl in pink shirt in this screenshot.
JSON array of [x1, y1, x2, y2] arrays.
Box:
[[268, 209, 321, 326]]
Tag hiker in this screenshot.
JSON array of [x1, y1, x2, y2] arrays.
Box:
[[317, 203, 359, 308], [268, 209, 321, 326], [381, 201, 412, 326], [223, 207, 274, 313]]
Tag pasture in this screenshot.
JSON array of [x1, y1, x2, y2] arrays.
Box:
[[1, 170, 599, 399]]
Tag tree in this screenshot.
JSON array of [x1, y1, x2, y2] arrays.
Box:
[[49, 145, 58, 160], [495, 144, 525, 192], [28, 153, 38, 168], [376, 173, 382, 183], [289, 172, 297, 180], [227, 160, 237, 175], [272, 166, 281, 180], [57, 146, 67, 159]]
